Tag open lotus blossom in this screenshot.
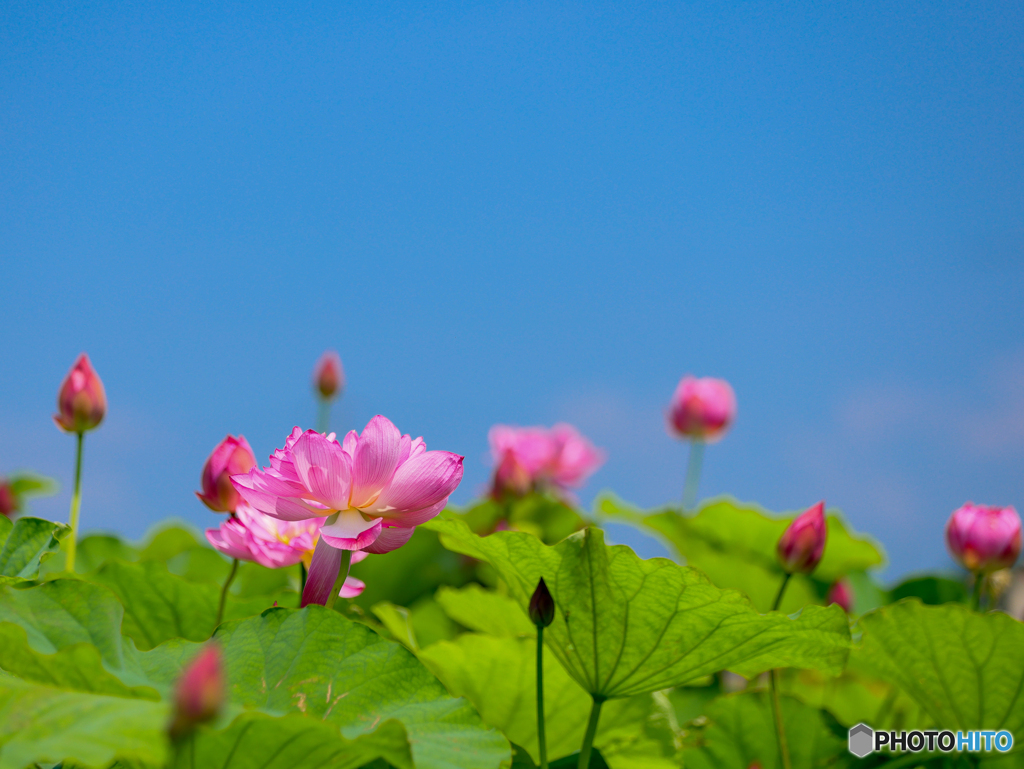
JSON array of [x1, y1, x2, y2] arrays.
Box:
[[667, 375, 736, 443], [488, 423, 605, 499], [777, 501, 827, 574], [206, 505, 366, 597], [54, 353, 107, 433], [232, 415, 463, 606], [196, 435, 257, 513], [945, 502, 1021, 573], [313, 350, 345, 400]]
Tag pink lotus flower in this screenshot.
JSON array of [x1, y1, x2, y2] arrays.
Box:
[[206, 506, 366, 597], [196, 436, 257, 513], [488, 423, 605, 499], [945, 502, 1022, 573], [313, 350, 344, 401], [169, 644, 224, 738], [54, 353, 107, 433], [777, 501, 827, 575], [827, 579, 853, 613], [232, 415, 463, 606], [667, 375, 736, 442]]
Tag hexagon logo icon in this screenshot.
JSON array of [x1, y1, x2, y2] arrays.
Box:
[[848, 723, 874, 758]]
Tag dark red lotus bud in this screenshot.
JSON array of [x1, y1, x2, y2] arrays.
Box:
[[0, 480, 17, 517], [529, 577, 555, 628], [313, 351, 345, 401]]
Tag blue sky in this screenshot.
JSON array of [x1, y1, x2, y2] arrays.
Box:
[[2, 1, 1022, 579]]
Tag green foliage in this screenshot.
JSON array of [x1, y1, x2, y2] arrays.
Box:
[[855, 599, 1024, 733], [682, 691, 848, 769], [420, 633, 679, 767], [0, 676, 168, 769], [0, 515, 70, 581], [598, 495, 884, 612], [889, 575, 968, 605], [426, 519, 851, 698]]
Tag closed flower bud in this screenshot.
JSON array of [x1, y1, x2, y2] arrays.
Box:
[[667, 376, 736, 442], [169, 645, 224, 739], [777, 501, 827, 574], [945, 502, 1022, 573], [529, 577, 555, 628], [54, 353, 107, 433], [827, 579, 853, 613], [196, 435, 256, 513], [0, 480, 16, 517], [313, 351, 345, 401]]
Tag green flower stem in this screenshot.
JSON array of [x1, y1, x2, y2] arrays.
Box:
[[771, 572, 792, 612], [769, 571, 793, 769], [300, 562, 308, 596], [681, 440, 704, 511], [577, 696, 604, 769], [65, 431, 84, 572], [970, 573, 984, 611], [317, 399, 331, 434], [536, 625, 548, 769], [324, 549, 354, 611], [215, 558, 239, 628]]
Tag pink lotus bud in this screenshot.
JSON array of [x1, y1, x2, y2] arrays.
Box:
[[53, 353, 107, 433], [169, 645, 224, 738], [313, 351, 345, 400], [196, 435, 257, 513], [667, 375, 736, 442], [777, 501, 827, 574], [945, 502, 1022, 573], [490, 448, 534, 500], [0, 480, 16, 517], [827, 578, 853, 613]]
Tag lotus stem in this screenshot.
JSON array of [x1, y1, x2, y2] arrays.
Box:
[[317, 399, 331, 434], [65, 431, 84, 572], [215, 558, 239, 628], [324, 549, 354, 611], [536, 625, 548, 769], [577, 696, 604, 769], [771, 572, 791, 613], [970, 572, 984, 611], [769, 571, 793, 769], [681, 440, 704, 511]]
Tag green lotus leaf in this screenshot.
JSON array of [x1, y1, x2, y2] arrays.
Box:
[[425, 519, 851, 699], [598, 495, 884, 612], [854, 599, 1024, 734], [681, 691, 846, 769], [0, 515, 70, 582]]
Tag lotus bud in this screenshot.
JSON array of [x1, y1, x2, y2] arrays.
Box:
[[490, 449, 533, 500], [827, 579, 853, 613], [0, 480, 16, 517], [667, 375, 736, 442], [169, 645, 224, 738], [945, 502, 1022, 573], [529, 577, 555, 628], [53, 353, 106, 433], [313, 351, 345, 401], [196, 436, 256, 513], [777, 501, 827, 574]]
